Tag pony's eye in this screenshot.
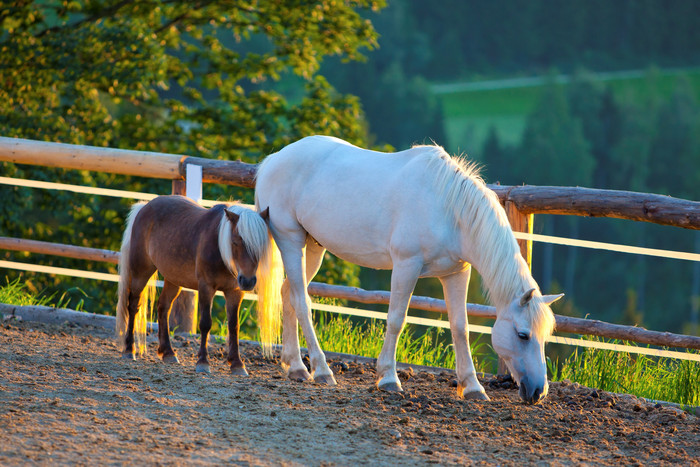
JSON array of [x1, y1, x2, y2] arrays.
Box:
[[517, 332, 530, 341]]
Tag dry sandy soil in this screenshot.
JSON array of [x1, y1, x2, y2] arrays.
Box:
[[0, 317, 698, 466]]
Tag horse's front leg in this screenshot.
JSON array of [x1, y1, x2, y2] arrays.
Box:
[[195, 285, 215, 374], [439, 268, 489, 400], [279, 239, 335, 385], [376, 260, 421, 392], [223, 288, 248, 376], [156, 281, 181, 364]]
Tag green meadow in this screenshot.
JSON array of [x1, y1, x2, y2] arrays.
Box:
[[437, 68, 700, 155]]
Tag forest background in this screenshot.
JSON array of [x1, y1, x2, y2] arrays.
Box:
[[1, 0, 699, 340]]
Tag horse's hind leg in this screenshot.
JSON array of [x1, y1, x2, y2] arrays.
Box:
[[223, 288, 248, 376], [156, 280, 181, 364], [279, 237, 335, 385], [195, 284, 215, 374], [440, 268, 488, 400]]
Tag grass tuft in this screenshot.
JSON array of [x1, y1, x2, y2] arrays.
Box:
[[549, 337, 700, 407]]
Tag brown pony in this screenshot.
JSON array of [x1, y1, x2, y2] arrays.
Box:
[[115, 195, 283, 375]]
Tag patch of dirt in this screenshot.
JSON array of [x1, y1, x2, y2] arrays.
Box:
[[0, 318, 698, 466]]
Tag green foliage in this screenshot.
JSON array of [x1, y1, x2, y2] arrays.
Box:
[[1, 0, 383, 312], [549, 338, 700, 407]]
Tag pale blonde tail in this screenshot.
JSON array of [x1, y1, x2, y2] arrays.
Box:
[[115, 202, 155, 355], [255, 231, 284, 357]]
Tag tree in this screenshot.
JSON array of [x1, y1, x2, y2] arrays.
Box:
[[0, 0, 386, 313], [517, 78, 594, 297]]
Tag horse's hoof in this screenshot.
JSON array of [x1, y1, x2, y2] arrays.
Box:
[[378, 381, 403, 392], [288, 368, 312, 382], [195, 363, 211, 374], [122, 353, 136, 361], [314, 373, 337, 385], [463, 390, 490, 401], [162, 354, 180, 364], [230, 366, 249, 377]]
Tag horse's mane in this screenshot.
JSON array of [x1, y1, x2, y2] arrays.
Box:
[[421, 144, 555, 337], [218, 203, 269, 275]]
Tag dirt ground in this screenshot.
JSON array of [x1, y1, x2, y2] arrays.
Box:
[[0, 317, 698, 466]]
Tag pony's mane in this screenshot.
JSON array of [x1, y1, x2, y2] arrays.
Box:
[[218, 203, 269, 275], [421, 144, 555, 337]]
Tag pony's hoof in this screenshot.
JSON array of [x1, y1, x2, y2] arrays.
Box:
[[463, 390, 490, 401], [122, 352, 136, 361], [230, 366, 249, 377], [288, 368, 312, 382], [162, 354, 180, 364], [195, 363, 211, 374], [378, 381, 403, 392], [314, 373, 337, 385]]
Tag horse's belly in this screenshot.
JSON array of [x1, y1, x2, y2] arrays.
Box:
[[306, 224, 395, 270]]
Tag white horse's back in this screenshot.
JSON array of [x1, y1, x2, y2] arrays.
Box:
[[256, 135, 457, 270]]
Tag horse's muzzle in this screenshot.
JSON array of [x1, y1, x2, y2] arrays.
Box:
[[237, 275, 256, 291], [518, 377, 547, 405]]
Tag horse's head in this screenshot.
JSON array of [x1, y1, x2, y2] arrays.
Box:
[[223, 207, 270, 291], [491, 288, 563, 405]]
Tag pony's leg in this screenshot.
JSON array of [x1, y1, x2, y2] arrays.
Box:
[[195, 284, 215, 374], [277, 237, 335, 385], [123, 271, 154, 359], [376, 260, 421, 392], [280, 240, 326, 382], [223, 288, 248, 376], [439, 268, 489, 400], [156, 280, 181, 364]]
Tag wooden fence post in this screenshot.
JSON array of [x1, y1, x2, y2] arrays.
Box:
[[498, 200, 534, 375], [168, 178, 198, 335]]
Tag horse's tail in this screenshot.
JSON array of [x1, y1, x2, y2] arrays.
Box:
[[255, 223, 284, 357], [115, 202, 156, 355]]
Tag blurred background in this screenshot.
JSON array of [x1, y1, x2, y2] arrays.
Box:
[[1, 0, 698, 337]]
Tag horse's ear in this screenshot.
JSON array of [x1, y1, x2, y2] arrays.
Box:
[[224, 209, 240, 225], [519, 288, 536, 307], [541, 293, 564, 306], [259, 207, 270, 222]]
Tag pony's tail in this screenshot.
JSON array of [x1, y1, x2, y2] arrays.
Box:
[[254, 228, 284, 357], [115, 202, 156, 355]]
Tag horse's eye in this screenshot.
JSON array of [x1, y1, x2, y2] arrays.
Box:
[[517, 332, 530, 341]]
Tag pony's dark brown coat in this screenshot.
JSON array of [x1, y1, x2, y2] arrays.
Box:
[[117, 195, 265, 375]]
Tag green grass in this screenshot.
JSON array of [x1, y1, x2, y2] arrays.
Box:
[[438, 68, 700, 153], [299, 311, 484, 371], [0, 277, 87, 310], [549, 338, 700, 407]]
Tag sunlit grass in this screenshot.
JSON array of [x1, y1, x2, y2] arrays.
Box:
[[548, 338, 700, 407], [0, 277, 87, 310]]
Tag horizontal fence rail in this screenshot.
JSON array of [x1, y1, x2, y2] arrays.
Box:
[[1, 258, 698, 363], [2, 136, 699, 229], [1, 136, 699, 362], [2, 236, 699, 353]]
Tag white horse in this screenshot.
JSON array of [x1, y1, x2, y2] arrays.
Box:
[[255, 135, 563, 404]]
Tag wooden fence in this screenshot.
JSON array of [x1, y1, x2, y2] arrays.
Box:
[[1, 136, 699, 354]]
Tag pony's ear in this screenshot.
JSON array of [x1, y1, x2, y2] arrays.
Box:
[[541, 293, 564, 306], [224, 209, 240, 225], [259, 206, 270, 222], [519, 288, 537, 307]]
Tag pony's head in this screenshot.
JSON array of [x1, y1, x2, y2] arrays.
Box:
[[491, 288, 563, 404], [219, 205, 271, 291]]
